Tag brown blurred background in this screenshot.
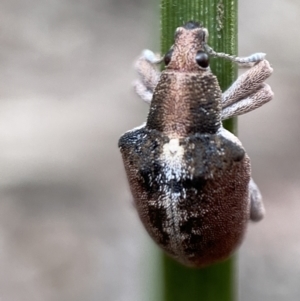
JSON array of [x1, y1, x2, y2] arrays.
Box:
[[0, 0, 299, 300]]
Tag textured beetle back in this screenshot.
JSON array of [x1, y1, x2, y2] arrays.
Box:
[[119, 125, 251, 267]]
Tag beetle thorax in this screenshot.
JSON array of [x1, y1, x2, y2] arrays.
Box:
[[146, 70, 222, 138]]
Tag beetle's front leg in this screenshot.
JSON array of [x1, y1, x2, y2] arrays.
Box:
[[221, 59, 274, 120], [134, 50, 162, 104]]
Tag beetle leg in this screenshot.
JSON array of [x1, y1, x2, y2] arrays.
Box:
[[133, 50, 161, 104], [249, 178, 265, 222], [221, 60, 273, 120], [221, 83, 273, 120]]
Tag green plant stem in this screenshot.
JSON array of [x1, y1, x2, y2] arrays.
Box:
[[160, 1, 238, 301]]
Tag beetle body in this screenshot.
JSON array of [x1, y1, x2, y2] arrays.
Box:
[[119, 22, 272, 267], [119, 125, 250, 267]]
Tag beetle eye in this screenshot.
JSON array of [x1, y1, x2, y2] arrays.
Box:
[[164, 49, 173, 65], [195, 51, 209, 68]]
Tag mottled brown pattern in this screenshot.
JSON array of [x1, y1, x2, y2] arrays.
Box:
[[119, 127, 250, 267], [119, 22, 254, 267]]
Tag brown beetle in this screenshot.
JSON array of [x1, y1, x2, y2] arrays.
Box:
[[119, 21, 273, 267]]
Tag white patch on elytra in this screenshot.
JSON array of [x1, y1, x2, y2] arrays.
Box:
[[162, 139, 185, 181], [158, 138, 189, 255]]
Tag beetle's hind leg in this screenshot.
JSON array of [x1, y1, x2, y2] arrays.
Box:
[[249, 178, 265, 222], [221, 60, 274, 120], [134, 50, 162, 104]]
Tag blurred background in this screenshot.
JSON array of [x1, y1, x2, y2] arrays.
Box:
[[0, 0, 299, 300]]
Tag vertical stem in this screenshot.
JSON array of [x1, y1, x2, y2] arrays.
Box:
[[163, 255, 236, 301], [160, 1, 238, 301]]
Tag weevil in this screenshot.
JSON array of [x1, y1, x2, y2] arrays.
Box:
[[118, 21, 273, 267]]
